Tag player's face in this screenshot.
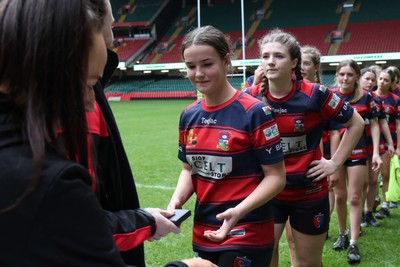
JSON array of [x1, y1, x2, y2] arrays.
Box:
[[301, 53, 317, 82], [360, 72, 376, 92], [337, 65, 358, 92], [184, 44, 228, 96], [85, 31, 107, 111], [377, 72, 392, 92], [261, 42, 297, 82]]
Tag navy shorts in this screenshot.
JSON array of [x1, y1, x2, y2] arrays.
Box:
[[343, 158, 367, 167], [272, 195, 329, 235], [194, 248, 273, 267]]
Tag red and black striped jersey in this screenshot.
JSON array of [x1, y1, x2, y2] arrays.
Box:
[[332, 88, 378, 160], [178, 90, 284, 252]]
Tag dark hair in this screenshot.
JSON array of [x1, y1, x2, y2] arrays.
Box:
[[88, 0, 106, 32], [181, 25, 232, 62], [258, 29, 302, 102], [0, 0, 98, 210], [335, 59, 362, 103], [380, 68, 396, 84]]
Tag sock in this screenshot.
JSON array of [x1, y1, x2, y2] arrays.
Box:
[[382, 202, 388, 209], [350, 239, 358, 246], [340, 229, 348, 235]]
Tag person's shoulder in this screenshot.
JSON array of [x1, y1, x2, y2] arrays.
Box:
[[238, 90, 264, 106], [43, 153, 92, 189], [182, 98, 202, 113]]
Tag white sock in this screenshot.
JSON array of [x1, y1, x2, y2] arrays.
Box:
[[350, 239, 357, 246], [382, 202, 388, 209]]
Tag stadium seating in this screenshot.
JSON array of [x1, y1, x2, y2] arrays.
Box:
[[338, 20, 400, 55], [107, 0, 400, 100]]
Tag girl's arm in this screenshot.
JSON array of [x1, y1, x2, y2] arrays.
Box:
[[168, 163, 194, 210], [370, 118, 383, 172], [204, 161, 286, 242], [307, 111, 364, 180], [379, 118, 395, 156]]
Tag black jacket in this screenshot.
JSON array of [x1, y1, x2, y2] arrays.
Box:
[[94, 49, 151, 266], [0, 93, 125, 267]]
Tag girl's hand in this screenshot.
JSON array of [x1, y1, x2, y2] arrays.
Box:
[[306, 158, 340, 182], [203, 208, 241, 242]]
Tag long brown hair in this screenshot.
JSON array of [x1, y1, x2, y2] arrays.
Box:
[[258, 29, 302, 103], [0, 0, 100, 211]]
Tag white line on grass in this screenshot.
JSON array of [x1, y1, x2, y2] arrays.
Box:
[[136, 183, 175, 190]]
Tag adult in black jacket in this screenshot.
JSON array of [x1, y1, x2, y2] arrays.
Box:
[[88, 0, 183, 266], [0, 1, 215, 266], [0, 0, 125, 266]]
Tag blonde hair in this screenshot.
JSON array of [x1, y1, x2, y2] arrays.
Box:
[[301, 45, 321, 83]]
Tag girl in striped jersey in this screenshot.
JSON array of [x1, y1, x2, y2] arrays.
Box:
[[331, 60, 381, 264], [168, 26, 286, 267], [359, 67, 394, 228], [245, 29, 364, 267], [373, 68, 400, 219]]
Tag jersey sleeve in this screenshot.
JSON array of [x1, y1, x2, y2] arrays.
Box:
[[395, 98, 400, 120], [366, 92, 379, 120], [106, 209, 156, 252], [178, 111, 189, 163], [249, 103, 284, 165], [318, 85, 353, 124]]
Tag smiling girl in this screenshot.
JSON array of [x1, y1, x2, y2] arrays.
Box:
[[167, 26, 286, 267]]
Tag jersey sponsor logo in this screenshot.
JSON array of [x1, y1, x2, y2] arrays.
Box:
[[185, 129, 198, 146], [280, 135, 307, 155], [262, 106, 272, 116], [201, 117, 217, 124], [263, 124, 279, 141], [217, 131, 231, 151], [351, 149, 363, 155], [328, 94, 340, 109], [305, 186, 322, 195], [272, 107, 288, 114], [313, 212, 324, 229], [187, 155, 232, 179], [227, 228, 246, 237]]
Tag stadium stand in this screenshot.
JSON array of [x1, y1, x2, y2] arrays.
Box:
[[106, 0, 400, 100]]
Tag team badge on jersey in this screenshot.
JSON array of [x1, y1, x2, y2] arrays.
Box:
[[319, 85, 327, 93], [186, 129, 198, 146], [234, 256, 251, 267], [217, 131, 231, 151], [370, 101, 375, 109], [293, 117, 305, 132], [313, 212, 324, 229]]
